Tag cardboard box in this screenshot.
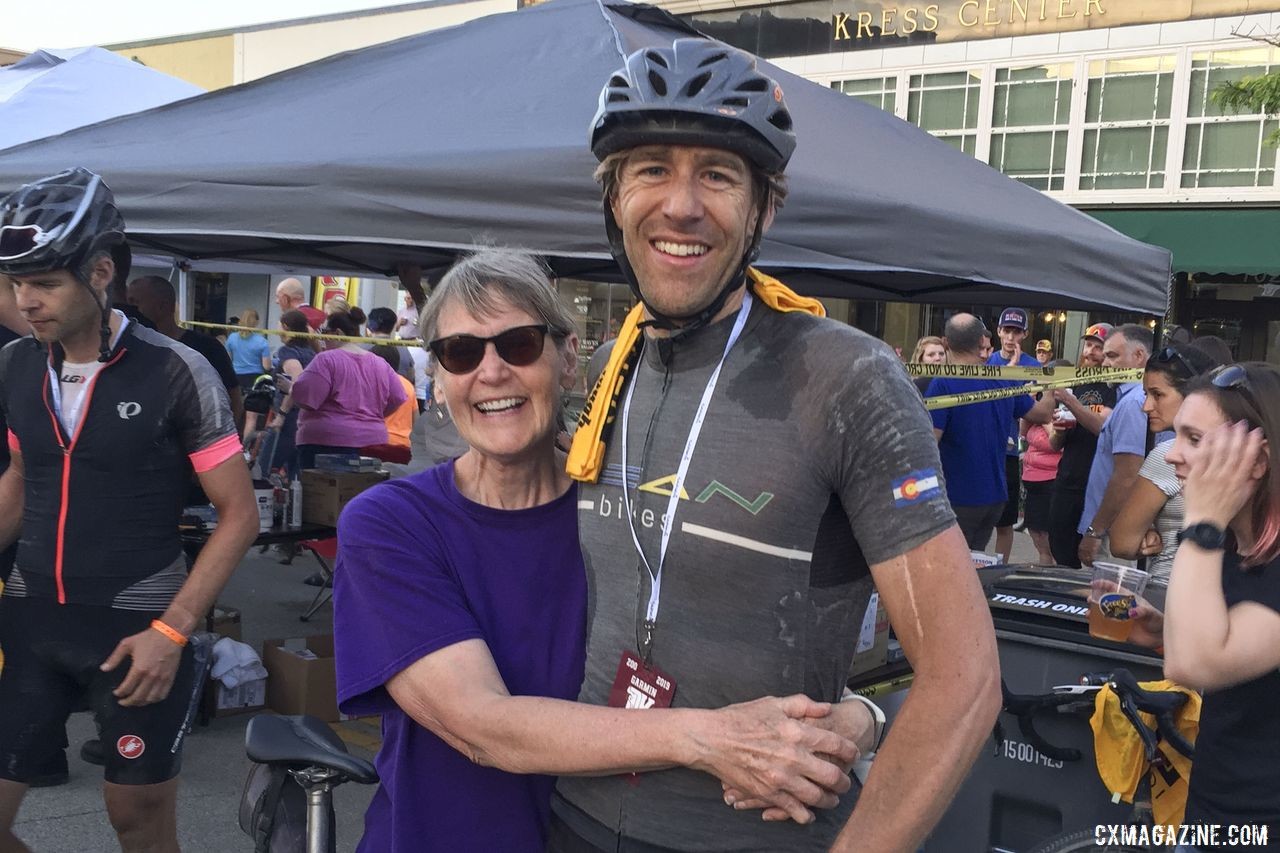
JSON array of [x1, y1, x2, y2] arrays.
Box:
[[204, 676, 268, 718], [263, 635, 342, 722], [208, 604, 242, 643], [299, 470, 388, 527], [848, 591, 890, 678], [971, 551, 1001, 570]]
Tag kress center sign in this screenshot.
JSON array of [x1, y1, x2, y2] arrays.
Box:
[[833, 0, 1105, 41], [826, 0, 1280, 46]]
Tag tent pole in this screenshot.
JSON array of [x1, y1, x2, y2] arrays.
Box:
[[177, 265, 190, 322]]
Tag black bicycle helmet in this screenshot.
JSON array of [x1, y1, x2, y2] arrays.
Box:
[[0, 167, 127, 277], [590, 39, 795, 173], [0, 168, 130, 361]]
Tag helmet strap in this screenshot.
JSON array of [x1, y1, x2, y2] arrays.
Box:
[[74, 260, 114, 363]]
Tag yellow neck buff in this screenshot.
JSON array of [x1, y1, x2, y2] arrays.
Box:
[[565, 268, 825, 483]]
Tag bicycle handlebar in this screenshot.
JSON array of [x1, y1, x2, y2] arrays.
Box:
[[998, 668, 1195, 767]]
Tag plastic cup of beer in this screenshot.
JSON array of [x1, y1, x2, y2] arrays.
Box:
[[1087, 562, 1150, 642]]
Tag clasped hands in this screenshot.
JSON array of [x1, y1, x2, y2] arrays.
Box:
[[691, 694, 873, 824]]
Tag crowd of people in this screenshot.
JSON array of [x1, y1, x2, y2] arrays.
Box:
[[909, 313, 1243, 579], [0, 35, 1275, 853]]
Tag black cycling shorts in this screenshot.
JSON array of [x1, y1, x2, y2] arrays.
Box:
[[0, 597, 198, 786]]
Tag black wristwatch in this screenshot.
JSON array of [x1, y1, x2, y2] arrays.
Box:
[[1177, 522, 1226, 551]]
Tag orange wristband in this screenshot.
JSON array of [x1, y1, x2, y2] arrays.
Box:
[[150, 619, 188, 647]]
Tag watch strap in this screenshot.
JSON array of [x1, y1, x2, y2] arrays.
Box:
[[840, 689, 886, 754]]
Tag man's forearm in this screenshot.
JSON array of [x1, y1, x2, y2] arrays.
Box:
[[831, 668, 1000, 851], [1087, 455, 1142, 534], [161, 503, 258, 635]]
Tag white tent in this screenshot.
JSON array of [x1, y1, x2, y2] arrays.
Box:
[[0, 47, 202, 150]]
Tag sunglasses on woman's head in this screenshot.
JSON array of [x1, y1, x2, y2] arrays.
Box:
[[428, 324, 554, 374], [1154, 346, 1195, 379], [1210, 363, 1258, 408]]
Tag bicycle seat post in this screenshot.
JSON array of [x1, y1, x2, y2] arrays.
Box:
[[290, 765, 342, 853]]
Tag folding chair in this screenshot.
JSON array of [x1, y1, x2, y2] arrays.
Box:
[[297, 537, 338, 622]]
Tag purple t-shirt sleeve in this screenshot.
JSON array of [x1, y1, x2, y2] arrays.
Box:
[[290, 353, 334, 410], [1013, 392, 1034, 419], [334, 484, 484, 716]]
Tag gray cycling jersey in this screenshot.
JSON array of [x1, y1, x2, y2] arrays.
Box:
[[558, 298, 954, 852]]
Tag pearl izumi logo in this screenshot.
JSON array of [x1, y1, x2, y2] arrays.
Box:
[[117, 402, 142, 419], [117, 735, 146, 759]]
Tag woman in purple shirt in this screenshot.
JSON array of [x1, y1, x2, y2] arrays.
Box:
[[333, 251, 867, 853], [291, 310, 406, 469]]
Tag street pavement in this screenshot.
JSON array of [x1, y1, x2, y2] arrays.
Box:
[[9, 524, 1040, 852]]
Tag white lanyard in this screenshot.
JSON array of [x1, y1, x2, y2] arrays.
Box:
[[619, 291, 752, 657]]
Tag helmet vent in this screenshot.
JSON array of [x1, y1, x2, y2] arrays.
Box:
[[607, 92, 630, 103], [647, 69, 667, 96], [736, 77, 768, 93], [769, 110, 793, 132], [645, 49, 669, 69], [722, 96, 749, 108], [697, 51, 728, 68], [684, 71, 713, 98]]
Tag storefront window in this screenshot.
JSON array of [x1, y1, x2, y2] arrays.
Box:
[[989, 64, 1073, 190], [1183, 48, 1280, 189], [1080, 55, 1175, 190], [558, 279, 635, 399], [833, 76, 897, 112], [907, 70, 980, 155]]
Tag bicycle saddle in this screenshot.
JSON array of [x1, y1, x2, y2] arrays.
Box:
[[245, 715, 379, 784]]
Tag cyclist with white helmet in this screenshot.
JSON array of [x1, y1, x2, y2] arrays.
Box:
[[0, 168, 259, 852], [558, 39, 1001, 851]]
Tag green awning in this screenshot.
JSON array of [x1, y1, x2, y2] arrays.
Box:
[[1083, 208, 1280, 275]]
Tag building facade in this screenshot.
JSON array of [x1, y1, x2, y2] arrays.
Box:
[[669, 0, 1280, 362]]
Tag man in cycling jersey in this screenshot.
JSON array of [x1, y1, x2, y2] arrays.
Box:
[[0, 168, 259, 853], [558, 40, 1001, 851]]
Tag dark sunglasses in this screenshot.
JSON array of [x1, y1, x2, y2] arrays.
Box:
[[1153, 346, 1195, 379], [1210, 364, 1261, 413], [428, 324, 556, 374]]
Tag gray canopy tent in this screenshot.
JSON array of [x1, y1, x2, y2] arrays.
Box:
[[0, 0, 1170, 312]]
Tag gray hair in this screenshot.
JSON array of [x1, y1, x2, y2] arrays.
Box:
[[420, 250, 577, 345], [1114, 323, 1154, 357]]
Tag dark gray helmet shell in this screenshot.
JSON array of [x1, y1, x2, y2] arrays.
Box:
[[591, 38, 795, 173], [0, 167, 127, 278]]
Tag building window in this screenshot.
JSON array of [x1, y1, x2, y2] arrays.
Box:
[[1183, 47, 1280, 189], [989, 64, 1074, 191], [1080, 55, 1175, 190], [833, 76, 897, 112], [907, 70, 980, 155]]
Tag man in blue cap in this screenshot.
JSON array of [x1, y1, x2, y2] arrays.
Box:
[[986, 307, 1040, 561]]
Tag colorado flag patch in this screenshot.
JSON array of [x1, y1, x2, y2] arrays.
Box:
[[892, 469, 941, 507]]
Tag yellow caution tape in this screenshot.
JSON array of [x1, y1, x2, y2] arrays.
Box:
[[905, 362, 1140, 382], [180, 320, 424, 348], [921, 368, 1144, 410]]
